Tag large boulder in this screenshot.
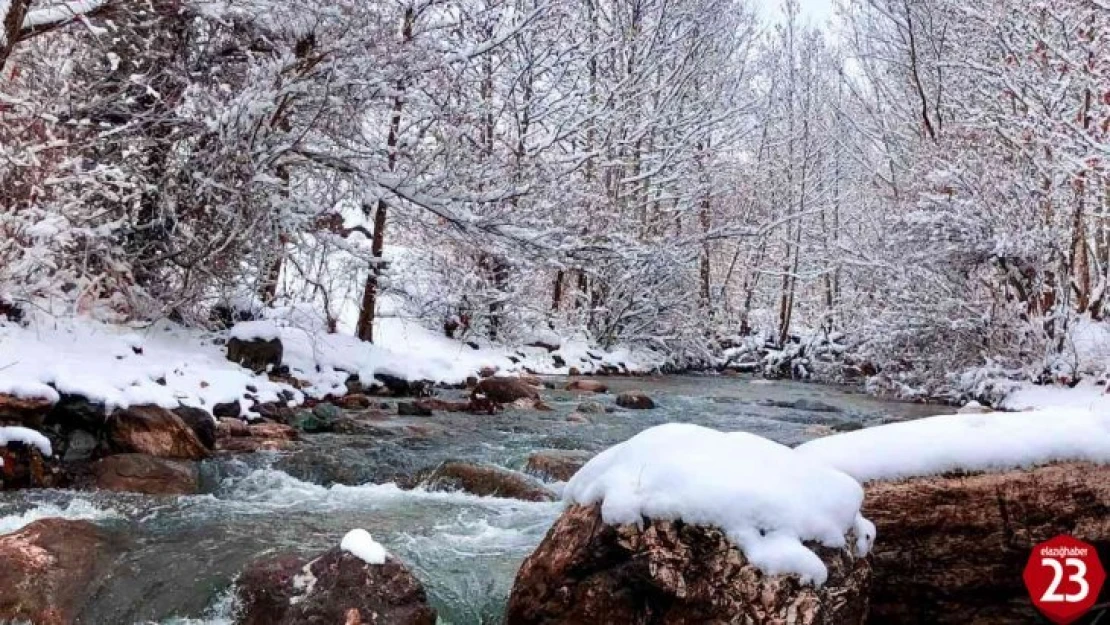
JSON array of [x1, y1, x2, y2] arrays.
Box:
[[472, 377, 540, 404], [864, 461, 1110, 625], [226, 336, 283, 373], [506, 504, 871, 624], [0, 519, 117, 624], [91, 453, 199, 495], [236, 547, 437, 625], [524, 449, 593, 482], [104, 405, 209, 460], [413, 461, 555, 502], [615, 390, 655, 410]]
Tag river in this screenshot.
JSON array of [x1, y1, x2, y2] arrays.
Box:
[[0, 374, 951, 624]]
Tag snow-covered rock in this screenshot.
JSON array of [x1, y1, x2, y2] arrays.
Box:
[[507, 504, 872, 625], [796, 407, 1110, 482], [237, 545, 436, 625], [564, 423, 872, 585]]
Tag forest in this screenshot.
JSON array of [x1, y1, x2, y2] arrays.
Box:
[[2, 0, 1106, 402]]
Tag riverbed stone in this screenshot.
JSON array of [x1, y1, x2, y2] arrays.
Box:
[[226, 336, 283, 373], [414, 461, 555, 502], [172, 406, 217, 449], [0, 444, 61, 489], [472, 377, 540, 404], [506, 504, 870, 624], [615, 390, 655, 409], [0, 393, 52, 426], [104, 405, 209, 460], [91, 453, 199, 495], [565, 379, 607, 393], [236, 547, 437, 625], [576, 400, 607, 414], [864, 461, 1110, 624], [524, 449, 593, 482], [0, 519, 118, 625]]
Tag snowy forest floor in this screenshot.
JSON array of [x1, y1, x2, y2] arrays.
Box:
[[1, 310, 1105, 418]]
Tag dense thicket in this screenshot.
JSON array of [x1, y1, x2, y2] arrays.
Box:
[[2, 0, 1107, 398]]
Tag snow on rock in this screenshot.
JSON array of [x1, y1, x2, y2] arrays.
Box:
[[340, 528, 387, 565], [797, 407, 1110, 482], [228, 320, 282, 341], [564, 423, 872, 585], [0, 426, 53, 457], [0, 316, 297, 413]]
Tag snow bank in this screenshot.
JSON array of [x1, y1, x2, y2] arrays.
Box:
[[0, 316, 297, 413], [564, 423, 872, 585], [797, 407, 1110, 482], [0, 426, 52, 457], [340, 528, 387, 565], [1001, 379, 1108, 412]]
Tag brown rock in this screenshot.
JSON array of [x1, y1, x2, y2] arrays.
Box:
[[565, 379, 607, 393], [337, 394, 374, 409], [172, 406, 217, 449], [105, 405, 209, 460], [615, 390, 655, 409], [0, 444, 61, 490], [215, 420, 298, 453], [0, 393, 52, 426], [91, 453, 199, 495], [479, 365, 499, 378], [518, 374, 544, 387], [0, 519, 117, 625], [249, 422, 298, 440], [568, 367, 581, 376], [472, 377, 540, 404], [227, 336, 283, 373], [524, 450, 593, 482], [864, 461, 1110, 625], [236, 547, 436, 625], [506, 504, 870, 625], [217, 417, 251, 437], [565, 412, 591, 424], [415, 461, 555, 502]]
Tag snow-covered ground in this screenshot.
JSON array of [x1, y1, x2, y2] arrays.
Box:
[[0, 306, 662, 414], [0, 315, 293, 411]]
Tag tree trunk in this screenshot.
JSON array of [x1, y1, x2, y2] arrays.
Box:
[[354, 6, 414, 343]]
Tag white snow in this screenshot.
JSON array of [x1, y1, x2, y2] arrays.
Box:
[[0, 426, 53, 457], [21, 0, 107, 29], [340, 528, 387, 565], [564, 423, 872, 585], [1001, 379, 1108, 412], [797, 407, 1110, 482], [0, 315, 298, 414]]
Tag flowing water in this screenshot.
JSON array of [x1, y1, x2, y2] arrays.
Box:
[[0, 375, 952, 624]]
